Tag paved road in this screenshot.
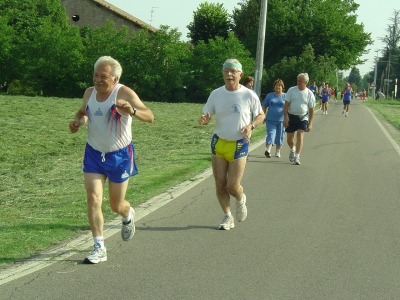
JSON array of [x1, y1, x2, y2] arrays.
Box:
[[1, 100, 400, 299]]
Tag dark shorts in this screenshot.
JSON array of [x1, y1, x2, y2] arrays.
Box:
[[285, 120, 308, 133], [343, 100, 350, 105], [83, 142, 138, 183], [322, 99, 329, 103]]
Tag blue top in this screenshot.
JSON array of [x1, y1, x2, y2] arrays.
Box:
[[343, 88, 352, 101], [262, 92, 286, 121], [309, 85, 317, 97], [321, 88, 330, 101]]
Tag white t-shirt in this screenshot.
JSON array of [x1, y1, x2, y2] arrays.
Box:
[[285, 86, 315, 121], [202, 85, 262, 141]]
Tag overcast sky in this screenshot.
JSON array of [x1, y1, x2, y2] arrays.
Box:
[[107, 0, 396, 77]]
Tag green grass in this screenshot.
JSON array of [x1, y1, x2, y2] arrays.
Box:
[[363, 99, 400, 131], [0, 95, 266, 267]]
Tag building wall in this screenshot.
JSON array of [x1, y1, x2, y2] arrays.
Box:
[[60, 0, 156, 33]]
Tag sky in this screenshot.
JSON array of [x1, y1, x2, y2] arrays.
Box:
[[107, 0, 396, 77]]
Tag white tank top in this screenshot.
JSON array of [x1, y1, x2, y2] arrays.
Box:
[[86, 84, 132, 153]]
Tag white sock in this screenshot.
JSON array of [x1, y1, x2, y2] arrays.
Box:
[[122, 207, 132, 224], [93, 236, 105, 249], [226, 212, 232, 217]]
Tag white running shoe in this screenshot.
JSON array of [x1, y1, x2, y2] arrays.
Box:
[[293, 156, 301, 165], [289, 149, 295, 162], [84, 244, 107, 264], [236, 194, 247, 222], [121, 207, 135, 241], [275, 150, 281, 158], [342, 110, 345, 115], [345, 112, 348, 117], [325, 111, 328, 115], [218, 214, 234, 230]]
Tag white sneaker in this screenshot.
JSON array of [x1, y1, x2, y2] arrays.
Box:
[[345, 112, 348, 117], [325, 111, 328, 115], [293, 155, 301, 165], [121, 207, 135, 241], [342, 110, 345, 115], [218, 214, 234, 230], [275, 150, 281, 158], [289, 149, 295, 162], [84, 244, 107, 264], [236, 194, 247, 222]]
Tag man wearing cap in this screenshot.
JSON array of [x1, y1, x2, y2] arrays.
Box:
[[198, 58, 265, 230]]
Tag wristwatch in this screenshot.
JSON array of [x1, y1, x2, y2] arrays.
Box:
[[130, 107, 137, 116]]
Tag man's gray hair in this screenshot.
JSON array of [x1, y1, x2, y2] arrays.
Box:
[[297, 73, 309, 83], [94, 56, 123, 79]]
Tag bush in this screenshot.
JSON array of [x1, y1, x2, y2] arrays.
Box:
[[8, 80, 39, 96]]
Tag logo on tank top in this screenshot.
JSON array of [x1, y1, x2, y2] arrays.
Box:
[[94, 108, 103, 116]]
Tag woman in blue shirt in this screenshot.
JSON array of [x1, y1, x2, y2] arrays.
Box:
[[262, 79, 286, 158]]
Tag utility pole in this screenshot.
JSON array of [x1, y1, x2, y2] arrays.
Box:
[[386, 53, 391, 99], [373, 50, 379, 100], [253, 0, 268, 97]]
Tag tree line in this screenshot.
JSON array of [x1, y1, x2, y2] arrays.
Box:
[[363, 10, 400, 99], [0, 0, 374, 102]]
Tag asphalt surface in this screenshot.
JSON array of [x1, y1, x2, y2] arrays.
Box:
[[1, 99, 400, 299]]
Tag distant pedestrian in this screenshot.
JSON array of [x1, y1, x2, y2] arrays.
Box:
[[262, 79, 286, 158], [321, 83, 330, 115], [198, 58, 265, 230], [283, 73, 315, 165], [342, 82, 352, 117], [334, 87, 339, 101], [69, 56, 154, 264], [309, 81, 318, 99]]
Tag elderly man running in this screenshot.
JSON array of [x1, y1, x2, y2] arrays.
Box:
[[198, 58, 265, 230]]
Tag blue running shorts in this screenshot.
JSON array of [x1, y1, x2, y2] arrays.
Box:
[[83, 142, 138, 183]]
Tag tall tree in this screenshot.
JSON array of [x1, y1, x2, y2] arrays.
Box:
[[0, 0, 84, 97], [187, 32, 254, 102], [125, 25, 192, 102], [267, 43, 337, 89], [347, 67, 362, 91], [187, 2, 232, 45], [232, 0, 372, 71], [380, 10, 400, 98]]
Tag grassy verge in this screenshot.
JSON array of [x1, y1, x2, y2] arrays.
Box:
[[0, 95, 266, 267], [363, 99, 400, 143]]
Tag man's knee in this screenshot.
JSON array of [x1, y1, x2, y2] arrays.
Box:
[[226, 182, 241, 195]]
